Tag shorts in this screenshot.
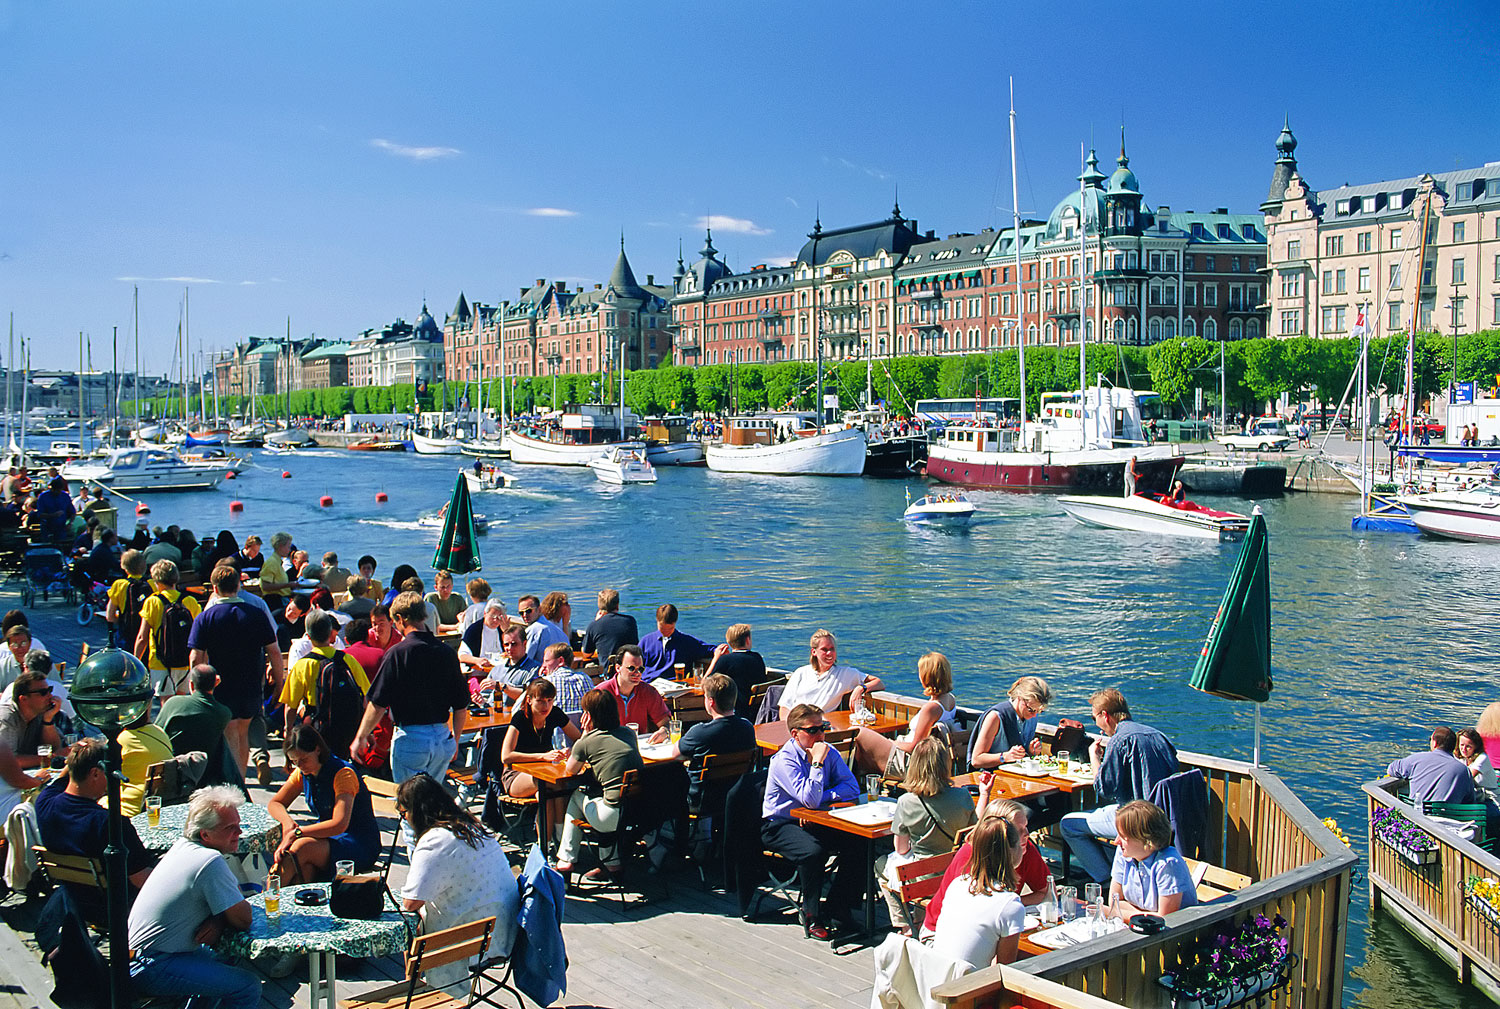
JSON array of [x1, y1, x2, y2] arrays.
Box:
[[501, 767, 527, 795], [213, 677, 264, 721], [886, 746, 910, 779]]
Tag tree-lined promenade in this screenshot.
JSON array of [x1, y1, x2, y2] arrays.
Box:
[[135, 330, 1500, 422]]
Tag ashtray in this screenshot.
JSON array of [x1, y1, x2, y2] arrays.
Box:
[[1128, 913, 1165, 935], [294, 888, 328, 906], [468, 704, 489, 716]]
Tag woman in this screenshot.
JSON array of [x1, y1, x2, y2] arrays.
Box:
[[1479, 703, 1500, 762], [929, 814, 1026, 971], [778, 629, 884, 720], [553, 688, 644, 881], [212, 530, 241, 574], [497, 679, 581, 828], [853, 651, 958, 778], [1459, 729, 1500, 804], [1108, 800, 1199, 921], [968, 676, 1053, 770], [397, 773, 519, 990], [874, 737, 976, 932], [382, 564, 418, 606], [268, 725, 382, 884]]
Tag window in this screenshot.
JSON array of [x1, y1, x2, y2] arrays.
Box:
[[1241, 224, 1256, 239], [1495, 254, 1500, 282], [1203, 318, 1217, 340], [1454, 221, 1466, 243], [1232, 257, 1242, 272], [1164, 285, 1177, 306], [1281, 273, 1302, 298], [1390, 263, 1402, 289], [1389, 228, 1404, 250], [1389, 302, 1403, 331], [1150, 253, 1161, 272], [1457, 182, 1473, 201], [1389, 192, 1405, 211], [1454, 258, 1465, 284], [1280, 310, 1300, 335], [1362, 196, 1378, 213], [1493, 296, 1500, 326], [1184, 254, 1196, 269], [1356, 232, 1372, 253], [1358, 267, 1370, 292], [1455, 297, 1466, 329], [1325, 235, 1344, 256], [1191, 223, 1206, 239], [1205, 255, 1216, 271], [1163, 254, 1176, 271], [1322, 271, 1335, 295], [1423, 260, 1434, 286], [1203, 285, 1218, 306], [1336, 199, 1351, 215], [1186, 285, 1198, 305], [1148, 284, 1160, 306], [1286, 240, 1301, 259], [1001, 294, 1012, 315]]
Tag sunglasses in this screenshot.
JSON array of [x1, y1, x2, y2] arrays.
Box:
[[21, 686, 53, 697], [795, 722, 832, 734], [519, 608, 535, 616]]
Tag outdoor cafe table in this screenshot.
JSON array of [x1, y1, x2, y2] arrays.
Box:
[[512, 740, 682, 855], [790, 773, 1062, 943], [755, 709, 908, 754], [131, 800, 281, 857], [218, 882, 413, 1009]]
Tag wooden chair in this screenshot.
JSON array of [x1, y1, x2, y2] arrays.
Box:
[[144, 761, 168, 800], [825, 728, 859, 767], [892, 848, 959, 935], [365, 774, 400, 818], [746, 676, 787, 724], [32, 847, 111, 929], [342, 916, 520, 1009], [686, 749, 756, 887], [1183, 857, 1253, 904], [569, 767, 660, 909]]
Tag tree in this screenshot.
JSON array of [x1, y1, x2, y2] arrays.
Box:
[[936, 355, 986, 400], [1240, 339, 1290, 410], [1147, 337, 1216, 411], [693, 365, 730, 414], [655, 367, 695, 414]]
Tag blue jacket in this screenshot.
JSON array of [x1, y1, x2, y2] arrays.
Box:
[[1096, 719, 1178, 807], [514, 843, 567, 1006]]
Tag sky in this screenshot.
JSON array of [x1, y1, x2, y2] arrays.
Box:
[[2, 1, 1498, 374]]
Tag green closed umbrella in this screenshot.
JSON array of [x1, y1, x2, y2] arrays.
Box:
[[432, 472, 481, 574], [1190, 510, 1272, 761]]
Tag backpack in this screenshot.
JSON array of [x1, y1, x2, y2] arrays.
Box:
[[151, 591, 195, 669], [118, 577, 152, 650], [311, 650, 363, 758]]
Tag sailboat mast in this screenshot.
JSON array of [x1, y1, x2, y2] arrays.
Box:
[[133, 286, 140, 432], [78, 333, 85, 451], [1009, 79, 1026, 427], [1078, 143, 1089, 437], [111, 326, 118, 449], [5, 314, 13, 450]]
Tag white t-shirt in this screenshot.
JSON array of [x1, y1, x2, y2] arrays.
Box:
[[404, 826, 520, 988], [780, 663, 864, 712], [930, 874, 1026, 971], [1472, 753, 1500, 804], [459, 624, 505, 661], [128, 838, 245, 955]]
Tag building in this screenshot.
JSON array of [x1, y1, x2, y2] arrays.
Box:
[[298, 342, 350, 389], [214, 338, 279, 399], [367, 303, 445, 386], [1262, 121, 1500, 339]]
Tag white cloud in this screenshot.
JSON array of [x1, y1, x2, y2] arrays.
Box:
[[829, 156, 891, 181], [525, 207, 579, 218], [370, 138, 461, 160], [696, 214, 771, 236]]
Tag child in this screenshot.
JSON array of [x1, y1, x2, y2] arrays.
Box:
[[1108, 800, 1199, 921]]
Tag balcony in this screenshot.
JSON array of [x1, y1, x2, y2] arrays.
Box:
[[673, 333, 699, 351], [1095, 265, 1148, 279], [756, 308, 783, 321], [755, 329, 784, 346], [1226, 303, 1265, 315], [910, 288, 940, 301]]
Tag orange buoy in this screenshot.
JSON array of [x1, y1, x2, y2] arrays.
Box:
[[135, 501, 150, 515], [230, 500, 244, 512], [319, 495, 333, 508], [375, 492, 388, 503], [225, 470, 236, 479], [281, 471, 291, 479]]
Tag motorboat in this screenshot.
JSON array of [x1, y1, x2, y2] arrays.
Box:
[[264, 426, 315, 448], [228, 422, 266, 447], [641, 416, 706, 467], [261, 441, 301, 455], [1056, 492, 1251, 542], [587, 447, 657, 485], [1398, 487, 1500, 542], [903, 489, 976, 525], [458, 439, 508, 459], [503, 404, 646, 466], [417, 511, 489, 534], [32, 441, 84, 466], [925, 387, 1182, 494], [185, 428, 230, 447], [705, 414, 866, 477], [846, 407, 930, 477], [179, 446, 247, 469], [411, 431, 465, 455], [349, 439, 407, 452], [463, 465, 513, 492], [61, 446, 225, 493]]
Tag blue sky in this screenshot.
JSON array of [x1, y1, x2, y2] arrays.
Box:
[[2, 1, 1497, 372]]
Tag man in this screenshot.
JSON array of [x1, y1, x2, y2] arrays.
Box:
[[338, 576, 377, 619], [582, 588, 637, 664], [541, 642, 593, 721], [188, 563, 284, 785], [35, 738, 154, 900], [159, 665, 233, 762], [425, 570, 465, 634], [280, 611, 370, 752], [517, 593, 566, 664], [143, 527, 182, 567], [249, 533, 289, 607], [127, 786, 260, 1009], [276, 593, 312, 654], [639, 603, 712, 682], [459, 599, 508, 672], [1059, 687, 1179, 885], [704, 623, 768, 716], [341, 618, 386, 682], [482, 621, 538, 701], [321, 551, 352, 594], [0, 622, 49, 690], [761, 703, 862, 941], [600, 644, 670, 741], [105, 548, 152, 652], [1123, 455, 1139, 498], [135, 559, 202, 698], [1387, 726, 1477, 805], [87, 527, 121, 583], [366, 602, 399, 654], [672, 673, 755, 813], [354, 593, 469, 812], [459, 578, 493, 634], [0, 669, 60, 819], [34, 476, 76, 538]]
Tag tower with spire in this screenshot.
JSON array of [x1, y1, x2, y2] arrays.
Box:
[[1261, 118, 1299, 214]]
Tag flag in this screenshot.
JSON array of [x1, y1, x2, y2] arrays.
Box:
[[1190, 512, 1272, 703], [1350, 306, 1372, 338]]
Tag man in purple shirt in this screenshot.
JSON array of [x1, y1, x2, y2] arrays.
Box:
[[639, 603, 712, 682], [1386, 726, 1477, 805], [761, 703, 862, 941]]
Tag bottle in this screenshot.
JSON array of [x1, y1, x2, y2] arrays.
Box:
[[1040, 873, 1058, 925]]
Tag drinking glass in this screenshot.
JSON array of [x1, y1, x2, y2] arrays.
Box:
[[36, 744, 53, 770], [336, 860, 355, 878], [145, 795, 162, 827], [673, 662, 686, 683], [865, 774, 882, 801], [626, 723, 640, 744], [668, 718, 682, 744], [1058, 885, 1079, 921], [1056, 750, 1071, 774], [265, 875, 282, 929]]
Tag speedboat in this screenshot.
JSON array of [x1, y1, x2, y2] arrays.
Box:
[[1398, 486, 1500, 542], [459, 439, 509, 459], [417, 511, 489, 534], [349, 438, 407, 452], [705, 414, 866, 476], [264, 426, 315, 448], [463, 465, 513, 492], [411, 432, 465, 455], [587, 447, 657, 485], [179, 446, 247, 469], [903, 489, 976, 525], [1057, 492, 1251, 542], [61, 447, 224, 493]]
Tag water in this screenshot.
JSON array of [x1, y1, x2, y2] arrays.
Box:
[[106, 448, 1499, 1007]]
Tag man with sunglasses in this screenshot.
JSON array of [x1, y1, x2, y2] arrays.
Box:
[[0, 669, 61, 818], [761, 703, 862, 941], [517, 593, 566, 665]]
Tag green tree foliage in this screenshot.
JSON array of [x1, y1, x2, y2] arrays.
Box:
[[936, 354, 986, 399], [692, 365, 730, 414], [1147, 337, 1217, 409]]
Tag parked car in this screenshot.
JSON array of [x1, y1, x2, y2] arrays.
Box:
[[1217, 417, 1294, 452]]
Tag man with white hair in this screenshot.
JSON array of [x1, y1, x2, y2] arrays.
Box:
[[127, 786, 260, 1009]]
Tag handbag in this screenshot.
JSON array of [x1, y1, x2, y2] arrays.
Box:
[[329, 873, 385, 920]]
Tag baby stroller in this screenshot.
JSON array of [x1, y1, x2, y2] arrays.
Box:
[[72, 563, 109, 626], [21, 547, 74, 608]]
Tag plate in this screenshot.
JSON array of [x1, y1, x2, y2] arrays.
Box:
[[827, 799, 898, 826], [1002, 761, 1054, 777]]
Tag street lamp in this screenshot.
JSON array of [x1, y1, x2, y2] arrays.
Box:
[[70, 648, 152, 1009]]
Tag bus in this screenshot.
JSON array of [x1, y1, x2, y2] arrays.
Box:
[[913, 397, 1020, 426]]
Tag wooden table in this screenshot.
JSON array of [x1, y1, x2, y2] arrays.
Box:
[[755, 709, 908, 754], [989, 760, 1096, 796], [512, 745, 682, 855]]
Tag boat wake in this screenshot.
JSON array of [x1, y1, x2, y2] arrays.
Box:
[[356, 518, 431, 532]]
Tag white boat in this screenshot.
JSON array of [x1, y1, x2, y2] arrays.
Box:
[[705, 414, 866, 476], [1398, 487, 1500, 542], [463, 466, 513, 492], [588, 447, 657, 485], [459, 439, 509, 459], [261, 441, 301, 455], [229, 422, 266, 447], [642, 416, 707, 466], [180, 446, 247, 469], [503, 405, 646, 466], [412, 432, 465, 455], [61, 447, 224, 493], [417, 511, 489, 534], [903, 490, 976, 525], [265, 426, 315, 447], [1057, 492, 1251, 542]]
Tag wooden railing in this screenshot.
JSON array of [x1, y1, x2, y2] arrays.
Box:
[[1365, 775, 1500, 1001], [868, 692, 1356, 1009]]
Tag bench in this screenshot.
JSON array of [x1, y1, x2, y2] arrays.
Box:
[[1184, 856, 1252, 903]]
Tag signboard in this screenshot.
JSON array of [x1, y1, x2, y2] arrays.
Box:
[[1452, 381, 1475, 405]]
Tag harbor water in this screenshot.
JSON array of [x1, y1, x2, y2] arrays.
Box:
[[87, 447, 1499, 1008]]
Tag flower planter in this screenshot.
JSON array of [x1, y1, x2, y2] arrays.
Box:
[[1466, 892, 1500, 936], [1156, 977, 1233, 1009], [1377, 835, 1439, 867], [1158, 953, 1296, 1009]]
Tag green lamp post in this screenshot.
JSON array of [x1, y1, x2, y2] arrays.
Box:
[[69, 647, 152, 1009]]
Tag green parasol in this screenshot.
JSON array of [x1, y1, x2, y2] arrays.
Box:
[[432, 471, 481, 574], [1190, 509, 1272, 761]]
